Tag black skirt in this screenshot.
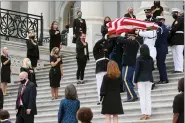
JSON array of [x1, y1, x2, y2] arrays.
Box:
[[28, 57, 38, 68]]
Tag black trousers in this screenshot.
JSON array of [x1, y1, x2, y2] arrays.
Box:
[[76, 58, 87, 80], [16, 106, 34, 123]]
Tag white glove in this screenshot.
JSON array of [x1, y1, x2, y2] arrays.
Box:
[[120, 32, 126, 37], [104, 34, 108, 40]]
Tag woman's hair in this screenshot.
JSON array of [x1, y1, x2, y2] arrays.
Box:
[[104, 16, 111, 22], [28, 30, 36, 40], [77, 107, 93, 123], [77, 11, 82, 15], [50, 47, 59, 56], [178, 78, 184, 92], [107, 60, 121, 78], [22, 58, 31, 68], [0, 110, 10, 120], [50, 21, 58, 30], [140, 44, 151, 59], [65, 84, 78, 100]]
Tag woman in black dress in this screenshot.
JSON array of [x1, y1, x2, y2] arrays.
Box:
[[49, 21, 62, 52], [49, 47, 63, 100], [101, 16, 111, 38], [100, 60, 124, 123], [26, 30, 39, 69], [20, 58, 37, 87], [1, 47, 11, 96]]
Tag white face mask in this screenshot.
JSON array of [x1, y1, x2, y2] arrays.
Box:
[[27, 61, 32, 67]]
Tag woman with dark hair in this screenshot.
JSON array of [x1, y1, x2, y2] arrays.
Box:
[[58, 84, 80, 123], [26, 30, 40, 68], [77, 107, 93, 123], [151, 1, 164, 19], [100, 60, 124, 123], [134, 44, 155, 120], [49, 21, 62, 52], [101, 16, 111, 37], [0, 110, 12, 123], [172, 78, 184, 123]]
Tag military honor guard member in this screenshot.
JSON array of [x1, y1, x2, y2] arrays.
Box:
[[93, 36, 110, 105], [155, 16, 169, 84], [168, 8, 184, 73], [118, 32, 140, 102]]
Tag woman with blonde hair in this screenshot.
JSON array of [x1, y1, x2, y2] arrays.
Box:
[[49, 47, 63, 100], [26, 30, 39, 69], [1, 47, 11, 96], [20, 58, 37, 87], [100, 60, 124, 123]]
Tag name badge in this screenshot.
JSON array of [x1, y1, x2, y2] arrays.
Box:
[[84, 48, 87, 55]]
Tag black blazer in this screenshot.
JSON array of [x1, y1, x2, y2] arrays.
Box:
[[76, 40, 89, 60], [134, 56, 155, 83], [73, 18, 87, 35], [16, 81, 37, 115], [26, 40, 39, 59], [49, 29, 62, 47], [101, 25, 108, 37], [0, 88, 3, 109], [124, 13, 136, 19]]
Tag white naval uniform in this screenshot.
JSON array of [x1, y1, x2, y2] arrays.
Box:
[[139, 30, 157, 62]]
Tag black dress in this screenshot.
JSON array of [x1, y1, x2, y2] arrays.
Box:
[[1, 55, 11, 83], [49, 56, 62, 88], [49, 29, 61, 52], [100, 74, 124, 114], [20, 67, 37, 87], [26, 40, 40, 68]]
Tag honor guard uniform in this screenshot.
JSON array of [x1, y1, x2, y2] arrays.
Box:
[[155, 16, 169, 84], [169, 8, 184, 73], [144, 9, 156, 22], [93, 38, 110, 105], [118, 33, 140, 102]]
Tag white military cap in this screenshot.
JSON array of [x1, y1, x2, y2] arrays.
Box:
[[156, 16, 165, 20], [171, 8, 181, 13]]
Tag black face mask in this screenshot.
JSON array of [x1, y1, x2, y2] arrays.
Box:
[[20, 79, 26, 84], [157, 21, 163, 26], [146, 15, 152, 19], [172, 14, 178, 19], [104, 21, 110, 25]]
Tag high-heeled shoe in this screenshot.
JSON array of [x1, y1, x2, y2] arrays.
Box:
[[146, 115, 150, 120], [140, 115, 146, 120]]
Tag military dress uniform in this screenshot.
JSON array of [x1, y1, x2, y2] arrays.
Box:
[[118, 36, 140, 102], [169, 8, 184, 73], [93, 38, 110, 103], [155, 16, 169, 84]]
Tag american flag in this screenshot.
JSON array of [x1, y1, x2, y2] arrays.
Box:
[[106, 17, 159, 35]]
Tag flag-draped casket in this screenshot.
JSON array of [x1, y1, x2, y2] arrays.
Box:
[[106, 17, 159, 35]]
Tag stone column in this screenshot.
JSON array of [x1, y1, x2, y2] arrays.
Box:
[[136, 1, 173, 25], [81, 1, 104, 51], [0, 1, 12, 10]]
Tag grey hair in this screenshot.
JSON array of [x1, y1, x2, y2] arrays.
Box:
[[65, 84, 78, 100]]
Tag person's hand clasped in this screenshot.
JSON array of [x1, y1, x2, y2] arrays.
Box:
[[26, 109, 31, 115], [155, 8, 160, 11], [57, 58, 61, 62]]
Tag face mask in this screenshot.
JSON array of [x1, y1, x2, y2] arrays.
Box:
[[20, 79, 26, 84], [157, 21, 163, 26], [146, 15, 151, 19], [27, 61, 31, 67], [172, 14, 178, 19], [78, 14, 82, 18], [104, 21, 110, 25]]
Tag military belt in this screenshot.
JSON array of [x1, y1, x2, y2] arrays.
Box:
[[96, 58, 109, 63], [176, 31, 184, 33]]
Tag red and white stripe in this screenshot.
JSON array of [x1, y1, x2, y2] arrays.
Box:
[[106, 18, 121, 35]]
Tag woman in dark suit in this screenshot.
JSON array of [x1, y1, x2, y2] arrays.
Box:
[[100, 60, 124, 123], [101, 16, 111, 38], [20, 58, 37, 87], [76, 34, 89, 84], [49, 21, 62, 52], [26, 30, 39, 69], [73, 11, 87, 44]]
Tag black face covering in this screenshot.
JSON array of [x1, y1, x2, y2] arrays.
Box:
[[146, 15, 152, 19], [20, 79, 26, 84], [104, 21, 110, 25], [172, 14, 178, 19], [154, 1, 160, 7], [157, 21, 163, 26]]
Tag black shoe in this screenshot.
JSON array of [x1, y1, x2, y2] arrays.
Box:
[[77, 80, 82, 84], [97, 102, 101, 105], [81, 80, 85, 84], [124, 97, 139, 102], [156, 80, 168, 84], [151, 83, 155, 90], [172, 71, 183, 73]]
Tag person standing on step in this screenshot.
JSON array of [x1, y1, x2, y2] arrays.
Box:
[[20, 58, 37, 87], [49, 21, 62, 52], [124, 7, 136, 19], [58, 84, 80, 123], [1, 47, 11, 96], [26, 30, 39, 69], [15, 72, 37, 123], [76, 34, 89, 84], [168, 8, 184, 73], [172, 78, 184, 123], [134, 44, 154, 120], [49, 47, 63, 100], [101, 16, 111, 38], [155, 16, 169, 84], [100, 61, 124, 123], [73, 11, 87, 44], [118, 32, 140, 102], [93, 36, 110, 105]]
